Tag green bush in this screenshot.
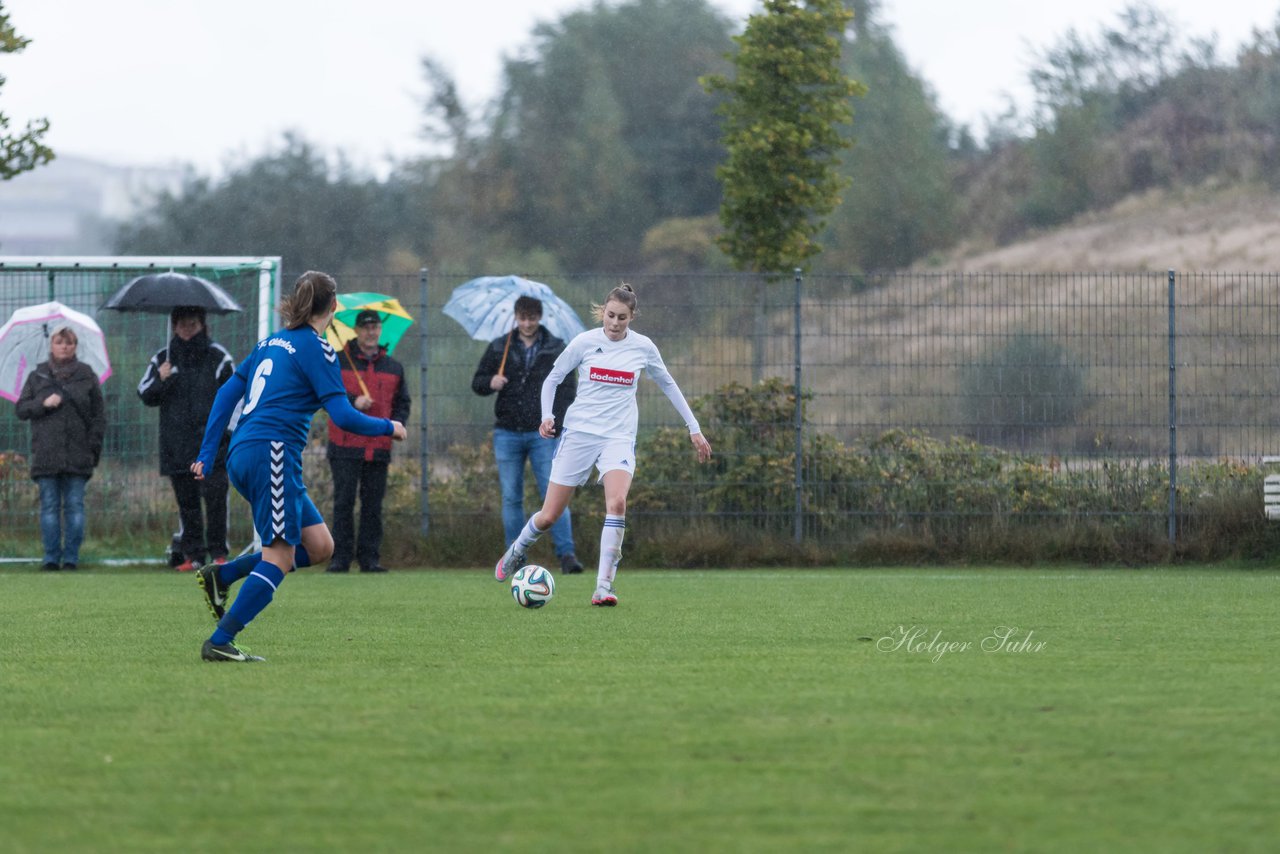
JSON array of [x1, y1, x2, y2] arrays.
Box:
[[959, 334, 1088, 449], [632, 378, 861, 529], [5, 379, 1275, 568]]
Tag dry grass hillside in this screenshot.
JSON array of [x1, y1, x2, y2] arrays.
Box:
[[924, 184, 1280, 273], [673, 185, 1280, 458], [913, 184, 1280, 457]]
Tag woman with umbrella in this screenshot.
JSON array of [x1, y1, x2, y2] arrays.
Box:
[[495, 284, 712, 606], [190, 271, 407, 662], [15, 325, 107, 570]]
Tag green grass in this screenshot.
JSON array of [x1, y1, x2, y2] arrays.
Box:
[[2, 566, 1278, 853]]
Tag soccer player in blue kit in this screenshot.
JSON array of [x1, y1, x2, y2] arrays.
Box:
[[190, 271, 407, 662]]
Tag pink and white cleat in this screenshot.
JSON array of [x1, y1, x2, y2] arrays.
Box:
[[591, 584, 618, 607], [494, 544, 526, 582]]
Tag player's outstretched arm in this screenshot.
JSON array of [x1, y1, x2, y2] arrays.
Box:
[[324, 392, 396, 438], [192, 372, 247, 478]]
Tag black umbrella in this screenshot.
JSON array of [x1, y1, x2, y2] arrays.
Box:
[[102, 272, 243, 361], [102, 272, 243, 315]]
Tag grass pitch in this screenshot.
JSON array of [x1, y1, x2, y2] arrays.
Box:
[[2, 566, 1277, 853]]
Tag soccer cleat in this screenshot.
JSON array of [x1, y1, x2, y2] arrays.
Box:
[[201, 639, 264, 662], [591, 584, 618, 607], [175, 559, 200, 573], [494, 544, 526, 583], [196, 566, 230, 621]]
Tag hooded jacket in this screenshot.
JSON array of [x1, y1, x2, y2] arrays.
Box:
[[15, 359, 107, 479], [138, 330, 235, 475]]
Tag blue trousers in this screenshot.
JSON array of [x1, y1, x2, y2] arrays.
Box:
[[37, 474, 87, 565], [493, 428, 575, 557]]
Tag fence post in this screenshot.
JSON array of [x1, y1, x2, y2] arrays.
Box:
[[1167, 269, 1177, 549], [419, 267, 430, 537], [793, 267, 803, 544]]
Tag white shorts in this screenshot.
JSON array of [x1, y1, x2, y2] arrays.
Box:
[[549, 430, 636, 487]]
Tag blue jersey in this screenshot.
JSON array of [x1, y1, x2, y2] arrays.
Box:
[[231, 327, 346, 453], [196, 325, 392, 470]]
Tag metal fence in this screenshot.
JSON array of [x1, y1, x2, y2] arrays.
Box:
[[2, 264, 1279, 563]]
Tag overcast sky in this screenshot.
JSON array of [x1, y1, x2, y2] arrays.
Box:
[[1, 0, 1275, 176]]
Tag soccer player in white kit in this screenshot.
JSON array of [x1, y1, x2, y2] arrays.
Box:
[[495, 284, 713, 605]]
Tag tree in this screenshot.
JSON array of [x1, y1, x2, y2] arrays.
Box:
[[490, 0, 734, 269], [411, 57, 526, 271], [821, 0, 957, 271], [702, 0, 863, 274], [1013, 5, 1186, 229], [116, 134, 406, 275], [0, 2, 53, 179]]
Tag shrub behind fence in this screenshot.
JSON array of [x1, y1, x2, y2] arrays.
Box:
[[2, 265, 1278, 565]]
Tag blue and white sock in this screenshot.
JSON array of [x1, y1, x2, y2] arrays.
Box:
[[598, 515, 625, 587], [513, 516, 547, 555], [215, 551, 260, 586], [209, 560, 285, 645], [215, 544, 311, 587]]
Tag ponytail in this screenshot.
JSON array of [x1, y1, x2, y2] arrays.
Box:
[[280, 271, 337, 329]]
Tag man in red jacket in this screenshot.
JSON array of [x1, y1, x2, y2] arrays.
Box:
[[326, 310, 411, 573]]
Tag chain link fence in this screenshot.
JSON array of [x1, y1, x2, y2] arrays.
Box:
[[3, 264, 1278, 564]]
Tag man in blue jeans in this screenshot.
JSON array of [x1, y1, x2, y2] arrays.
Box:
[[471, 296, 582, 574]]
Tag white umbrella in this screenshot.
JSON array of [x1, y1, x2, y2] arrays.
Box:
[[443, 276, 587, 376], [443, 276, 587, 343], [0, 301, 112, 403]]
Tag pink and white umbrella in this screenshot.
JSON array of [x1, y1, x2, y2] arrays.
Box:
[[0, 302, 112, 403]]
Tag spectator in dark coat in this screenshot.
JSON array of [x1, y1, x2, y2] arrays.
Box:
[[15, 326, 107, 570], [325, 310, 411, 573], [471, 295, 582, 574], [138, 306, 235, 571]]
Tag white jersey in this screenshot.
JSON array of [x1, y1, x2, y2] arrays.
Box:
[[541, 327, 700, 440]]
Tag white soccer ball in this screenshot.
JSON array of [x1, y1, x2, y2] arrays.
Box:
[[511, 564, 555, 609]]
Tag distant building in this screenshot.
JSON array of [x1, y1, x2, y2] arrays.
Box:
[[0, 155, 185, 255]]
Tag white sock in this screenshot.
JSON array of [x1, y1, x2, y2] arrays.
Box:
[[514, 516, 546, 554], [597, 515, 625, 587]]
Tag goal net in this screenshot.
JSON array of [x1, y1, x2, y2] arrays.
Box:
[[0, 256, 281, 564]]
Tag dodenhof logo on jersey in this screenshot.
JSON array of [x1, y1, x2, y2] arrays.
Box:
[[588, 366, 636, 386]]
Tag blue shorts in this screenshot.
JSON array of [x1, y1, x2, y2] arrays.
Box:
[[226, 440, 322, 546]]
